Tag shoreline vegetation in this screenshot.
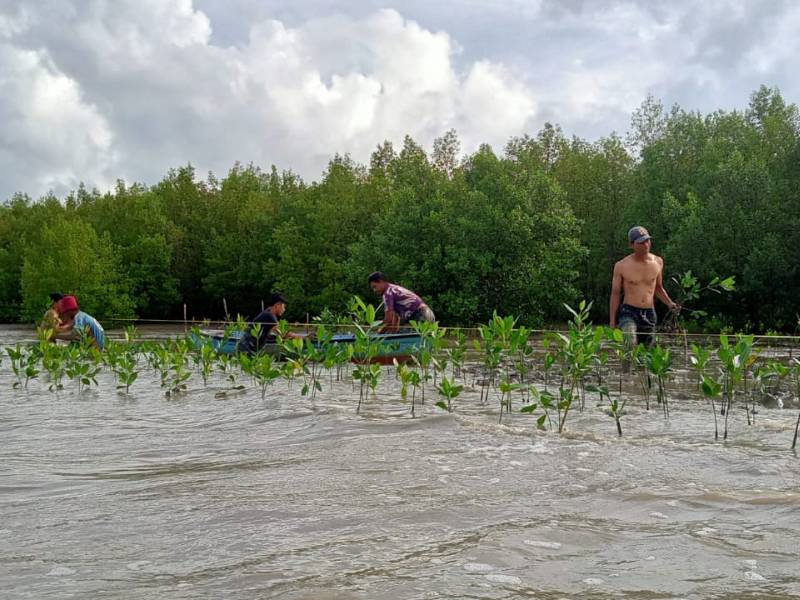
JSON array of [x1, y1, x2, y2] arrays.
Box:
[[3, 300, 800, 450], [1, 86, 799, 333]]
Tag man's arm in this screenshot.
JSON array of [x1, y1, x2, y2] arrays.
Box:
[[609, 262, 623, 328], [380, 290, 400, 332], [382, 309, 400, 333], [654, 258, 679, 311], [53, 321, 80, 341]]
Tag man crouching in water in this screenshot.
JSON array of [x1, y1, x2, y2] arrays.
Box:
[[368, 272, 435, 332], [55, 295, 106, 350], [609, 226, 679, 348]]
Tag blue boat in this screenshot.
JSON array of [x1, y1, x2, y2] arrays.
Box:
[[190, 330, 426, 363]]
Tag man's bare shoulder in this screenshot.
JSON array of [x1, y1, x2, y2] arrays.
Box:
[[614, 255, 635, 269]]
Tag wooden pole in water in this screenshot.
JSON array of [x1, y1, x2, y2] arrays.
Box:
[[183, 303, 187, 333], [261, 299, 265, 313], [223, 298, 229, 321]]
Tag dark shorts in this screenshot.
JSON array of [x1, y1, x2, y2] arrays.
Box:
[[400, 305, 436, 325], [617, 303, 657, 347]]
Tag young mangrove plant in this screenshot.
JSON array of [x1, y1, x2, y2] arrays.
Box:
[[64, 339, 101, 393], [165, 340, 192, 396], [689, 343, 712, 390], [191, 326, 217, 387], [716, 334, 751, 438], [353, 363, 382, 413], [701, 375, 723, 440], [447, 331, 468, 382], [663, 271, 736, 341], [411, 320, 447, 386], [252, 353, 282, 399], [115, 348, 139, 395], [281, 336, 313, 396], [510, 324, 534, 396], [632, 344, 653, 410], [521, 387, 555, 431], [394, 358, 422, 417], [791, 359, 800, 450], [6, 345, 26, 388], [603, 327, 627, 399], [646, 345, 672, 419], [348, 296, 383, 413], [549, 301, 597, 433], [473, 312, 506, 404], [435, 376, 463, 413]]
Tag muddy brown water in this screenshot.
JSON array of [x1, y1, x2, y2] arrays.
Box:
[[1, 325, 799, 599]]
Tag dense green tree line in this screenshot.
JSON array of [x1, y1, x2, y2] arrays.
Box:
[[1, 86, 798, 331]]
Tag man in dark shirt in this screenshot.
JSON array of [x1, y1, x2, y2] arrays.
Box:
[[237, 292, 300, 353]]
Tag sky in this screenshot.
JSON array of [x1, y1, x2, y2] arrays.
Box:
[[0, 0, 798, 200]]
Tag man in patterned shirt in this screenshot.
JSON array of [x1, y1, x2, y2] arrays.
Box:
[[368, 272, 435, 331]]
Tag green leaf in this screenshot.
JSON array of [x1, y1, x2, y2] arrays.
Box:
[[435, 401, 449, 411]]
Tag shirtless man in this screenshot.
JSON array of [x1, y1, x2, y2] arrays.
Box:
[[609, 226, 679, 347]]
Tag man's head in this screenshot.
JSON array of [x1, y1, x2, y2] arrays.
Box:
[[49, 292, 64, 307], [268, 292, 288, 317], [628, 226, 652, 254], [56, 295, 80, 320], [368, 271, 389, 295]]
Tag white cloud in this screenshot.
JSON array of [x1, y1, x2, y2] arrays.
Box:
[[0, 42, 114, 196], [0, 2, 539, 197]]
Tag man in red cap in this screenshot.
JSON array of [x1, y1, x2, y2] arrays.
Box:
[[609, 226, 679, 347], [55, 296, 106, 350]]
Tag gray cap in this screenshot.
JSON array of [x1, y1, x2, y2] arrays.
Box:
[[628, 226, 651, 243]]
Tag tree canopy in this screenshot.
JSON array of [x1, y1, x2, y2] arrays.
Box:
[[1, 86, 798, 332]]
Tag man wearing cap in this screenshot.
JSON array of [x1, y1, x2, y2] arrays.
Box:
[[609, 226, 679, 347], [368, 272, 435, 332], [55, 296, 107, 350], [237, 292, 301, 354]]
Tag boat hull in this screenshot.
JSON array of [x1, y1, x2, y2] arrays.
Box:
[[190, 330, 426, 363]]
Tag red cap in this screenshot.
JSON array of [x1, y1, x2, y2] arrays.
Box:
[[57, 295, 79, 313]]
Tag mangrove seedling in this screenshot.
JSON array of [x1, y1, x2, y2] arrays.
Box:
[[521, 387, 555, 431], [498, 375, 522, 424], [166, 340, 192, 396], [115, 350, 139, 394], [646, 345, 672, 419], [6, 345, 25, 388], [701, 375, 723, 440], [252, 353, 282, 399], [791, 359, 800, 450], [689, 343, 712, 390], [549, 300, 598, 432], [447, 331, 468, 382], [587, 382, 628, 436], [395, 358, 422, 417], [435, 376, 463, 413], [353, 362, 382, 414]]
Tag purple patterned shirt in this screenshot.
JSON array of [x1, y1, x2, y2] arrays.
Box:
[[383, 283, 423, 320]]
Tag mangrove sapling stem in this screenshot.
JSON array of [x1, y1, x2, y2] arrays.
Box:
[[712, 397, 719, 440], [792, 411, 800, 450], [743, 372, 751, 426]]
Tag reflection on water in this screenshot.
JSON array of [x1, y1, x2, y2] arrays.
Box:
[[1, 327, 799, 599]]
